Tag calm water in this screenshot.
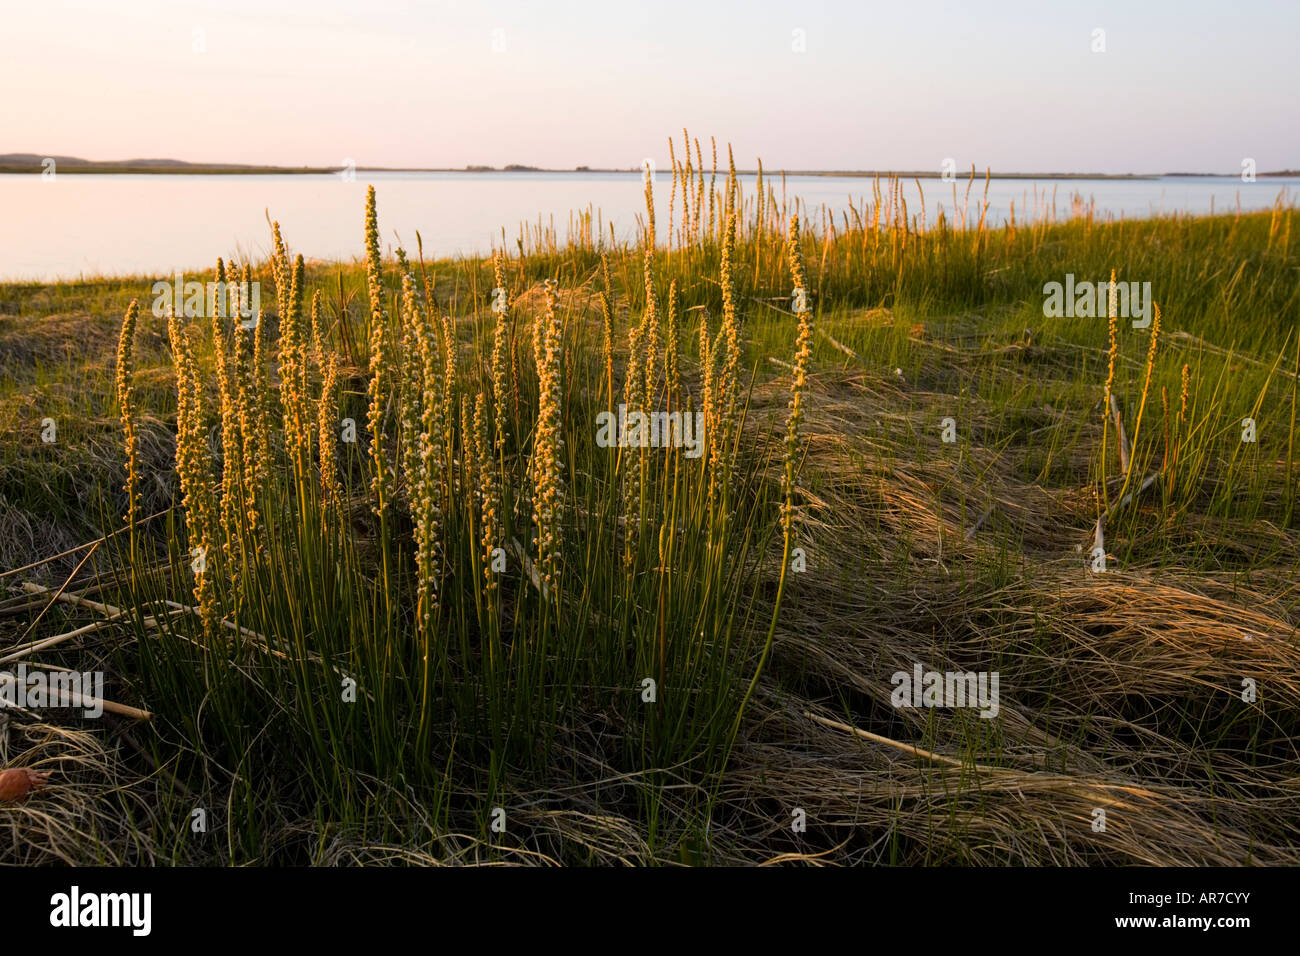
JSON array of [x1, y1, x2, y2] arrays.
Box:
[[1, 171, 1295, 283]]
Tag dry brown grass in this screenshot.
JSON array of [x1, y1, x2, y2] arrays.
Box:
[[0, 710, 161, 865]]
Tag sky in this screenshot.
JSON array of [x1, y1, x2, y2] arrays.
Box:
[[2, 0, 1297, 174]]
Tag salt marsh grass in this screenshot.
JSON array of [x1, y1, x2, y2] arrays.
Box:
[[2, 139, 1298, 865]]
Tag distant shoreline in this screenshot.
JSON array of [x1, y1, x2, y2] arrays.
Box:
[[1, 155, 1296, 179]]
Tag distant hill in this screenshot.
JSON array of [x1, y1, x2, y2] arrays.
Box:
[[2, 153, 234, 168], [0, 154, 335, 174]]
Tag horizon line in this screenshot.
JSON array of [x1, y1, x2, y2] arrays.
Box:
[[2, 154, 1297, 181]]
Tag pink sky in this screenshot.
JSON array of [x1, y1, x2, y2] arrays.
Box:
[[3, 0, 1297, 174]]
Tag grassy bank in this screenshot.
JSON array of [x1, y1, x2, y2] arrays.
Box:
[[2, 150, 1298, 865]]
